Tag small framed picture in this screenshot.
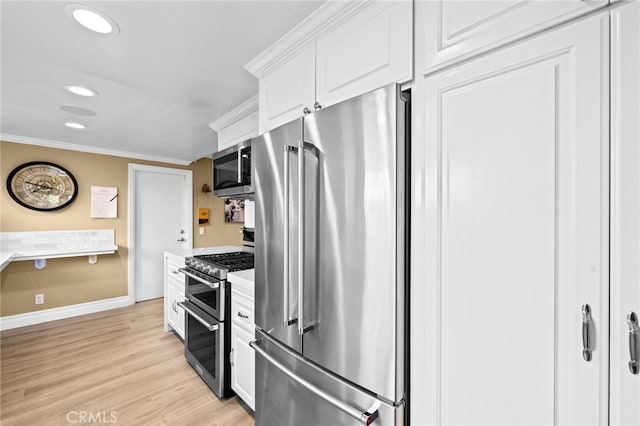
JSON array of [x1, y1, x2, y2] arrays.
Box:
[[224, 199, 244, 223]]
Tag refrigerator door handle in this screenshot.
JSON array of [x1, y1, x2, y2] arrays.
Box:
[[297, 138, 305, 335], [250, 339, 381, 425], [283, 145, 298, 327]]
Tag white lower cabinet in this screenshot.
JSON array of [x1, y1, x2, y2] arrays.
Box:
[[411, 11, 609, 425], [231, 325, 255, 410], [164, 252, 186, 340], [229, 271, 255, 410]]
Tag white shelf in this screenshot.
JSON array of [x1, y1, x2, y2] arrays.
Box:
[[0, 230, 117, 271]]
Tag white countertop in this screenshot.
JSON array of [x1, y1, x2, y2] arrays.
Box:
[[228, 268, 255, 297], [0, 252, 16, 272], [228, 268, 255, 282]]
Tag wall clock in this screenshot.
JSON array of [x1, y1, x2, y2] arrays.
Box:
[[6, 161, 78, 211]]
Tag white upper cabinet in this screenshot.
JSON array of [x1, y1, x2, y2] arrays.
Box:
[[210, 95, 259, 152], [247, 0, 413, 133], [411, 10, 610, 425], [258, 44, 315, 134], [610, 1, 640, 424], [315, 0, 412, 108], [419, 0, 609, 74]]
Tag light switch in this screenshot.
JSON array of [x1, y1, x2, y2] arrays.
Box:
[[199, 227, 205, 235]]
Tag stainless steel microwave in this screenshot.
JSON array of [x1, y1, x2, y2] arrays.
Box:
[[212, 139, 253, 198]]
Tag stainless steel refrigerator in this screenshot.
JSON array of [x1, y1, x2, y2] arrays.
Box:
[[251, 84, 407, 426]]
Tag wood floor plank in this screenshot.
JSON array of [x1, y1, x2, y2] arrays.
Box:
[[0, 298, 255, 426]]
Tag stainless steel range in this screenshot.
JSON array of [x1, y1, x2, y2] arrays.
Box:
[[178, 249, 254, 398]]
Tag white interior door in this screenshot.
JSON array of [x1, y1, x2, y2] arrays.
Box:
[[129, 164, 192, 303], [412, 11, 609, 426]]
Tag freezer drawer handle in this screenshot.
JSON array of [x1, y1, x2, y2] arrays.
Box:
[[628, 311, 639, 374], [250, 339, 380, 425], [179, 268, 220, 289], [582, 304, 593, 361], [178, 302, 218, 332]]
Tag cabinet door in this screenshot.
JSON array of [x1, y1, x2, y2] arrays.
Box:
[[232, 324, 256, 410], [610, 2, 640, 424], [166, 278, 177, 331], [315, 0, 412, 109], [259, 44, 315, 133], [218, 111, 258, 151], [419, 0, 608, 74], [411, 12, 609, 426], [175, 284, 185, 339]]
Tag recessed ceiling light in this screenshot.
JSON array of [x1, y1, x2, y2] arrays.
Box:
[[65, 4, 120, 36], [65, 85, 98, 97], [65, 122, 86, 129]]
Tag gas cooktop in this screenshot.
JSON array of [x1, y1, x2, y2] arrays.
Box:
[[185, 251, 254, 279]]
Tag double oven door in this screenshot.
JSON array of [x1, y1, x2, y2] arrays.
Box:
[[178, 267, 233, 398]]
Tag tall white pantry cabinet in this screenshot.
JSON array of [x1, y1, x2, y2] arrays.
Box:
[[411, 1, 639, 425]]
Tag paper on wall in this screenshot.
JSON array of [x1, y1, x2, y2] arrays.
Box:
[[91, 186, 118, 218]]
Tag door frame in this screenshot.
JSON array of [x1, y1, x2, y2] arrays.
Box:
[[127, 163, 193, 305]]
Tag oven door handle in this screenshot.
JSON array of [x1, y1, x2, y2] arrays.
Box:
[[179, 268, 220, 289], [178, 302, 219, 332]]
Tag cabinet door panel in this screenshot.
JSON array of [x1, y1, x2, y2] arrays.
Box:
[[259, 44, 314, 133], [412, 12, 609, 426], [315, 0, 412, 108], [419, 0, 608, 74], [610, 2, 640, 424], [166, 279, 177, 331], [218, 111, 258, 151], [232, 325, 256, 410], [176, 285, 185, 339]]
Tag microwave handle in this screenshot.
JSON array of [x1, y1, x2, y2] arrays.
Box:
[[237, 149, 242, 183]]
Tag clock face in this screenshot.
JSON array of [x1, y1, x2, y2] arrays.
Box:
[[6, 161, 78, 211]]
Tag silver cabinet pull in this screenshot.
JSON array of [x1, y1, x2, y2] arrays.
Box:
[[250, 339, 380, 425], [178, 302, 219, 332], [627, 311, 639, 374], [237, 311, 249, 319], [302, 107, 311, 115], [314, 101, 322, 110], [582, 304, 593, 361], [230, 348, 235, 367], [177, 237, 186, 242], [283, 145, 298, 327]]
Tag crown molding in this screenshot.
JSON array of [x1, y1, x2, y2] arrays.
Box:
[[209, 94, 259, 132], [245, 0, 372, 79], [1, 133, 193, 166]]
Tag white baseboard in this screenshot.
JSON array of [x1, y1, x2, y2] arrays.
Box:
[[0, 296, 131, 331]]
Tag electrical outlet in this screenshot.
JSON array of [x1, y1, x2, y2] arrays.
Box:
[[199, 227, 205, 235], [35, 293, 44, 305]]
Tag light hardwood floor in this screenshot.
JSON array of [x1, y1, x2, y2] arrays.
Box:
[[0, 298, 255, 426]]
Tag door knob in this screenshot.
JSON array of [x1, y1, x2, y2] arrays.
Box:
[[177, 237, 186, 242]]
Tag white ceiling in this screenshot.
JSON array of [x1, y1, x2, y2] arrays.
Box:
[[0, 1, 323, 164]]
